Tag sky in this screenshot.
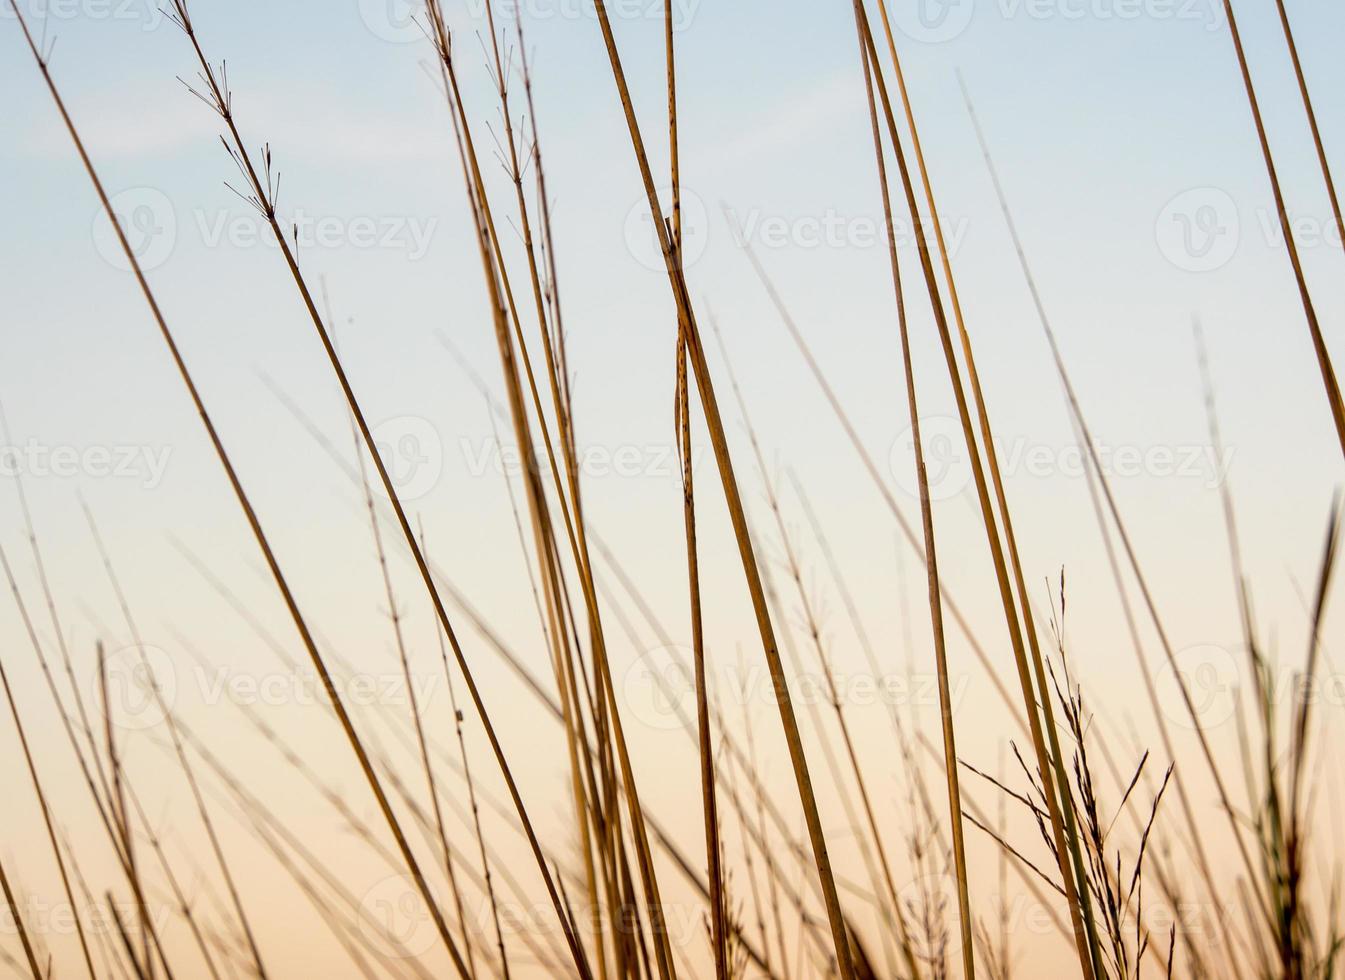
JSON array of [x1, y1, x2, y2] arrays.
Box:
[[2, 0, 1344, 976]]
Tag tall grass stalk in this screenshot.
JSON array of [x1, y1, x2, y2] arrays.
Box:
[[421, 521, 513, 980], [0, 623, 97, 978], [869, 9, 1109, 977], [122, 782, 225, 980], [713, 322, 924, 980], [10, 4, 477, 975], [258, 376, 790, 976], [427, 9, 675, 972], [738, 246, 1027, 734], [81, 496, 271, 980], [0, 819, 45, 978], [1217, 0, 1345, 457], [334, 317, 478, 977], [1268, 0, 1343, 252], [161, 4, 595, 972], [589, 7, 858, 972], [665, 0, 729, 971], [957, 71, 1267, 932], [851, 5, 1103, 974]]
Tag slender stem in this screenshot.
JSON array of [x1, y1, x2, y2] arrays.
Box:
[[588, 6, 857, 973], [1219, 0, 1345, 458]]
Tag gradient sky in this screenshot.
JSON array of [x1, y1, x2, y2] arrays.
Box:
[[2, 0, 1343, 975]]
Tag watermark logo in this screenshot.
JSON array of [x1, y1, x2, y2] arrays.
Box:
[[357, 0, 421, 43], [91, 643, 178, 732], [889, 416, 1235, 500], [624, 186, 710, 273], [621, 648, 963, 732], [892, 0, 976, 42], [1156, 643, 1240, 730], [459, 436, 699, 482], [0, 440, 172, 490], [1, 0, 169, 32], [890, 416, 973, 502], [195, 209, 440, 261], [93, 190, 438, 269], [1155, 187, 1240, 272], [93, 187, 177, 272], [622, 645, 698, 733], [372, 416, 444, 502], [727, 207, 971, 256], [357, 875, 439, 958]]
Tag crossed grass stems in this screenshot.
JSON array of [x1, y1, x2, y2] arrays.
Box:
[[4, 0, 1344, 977]]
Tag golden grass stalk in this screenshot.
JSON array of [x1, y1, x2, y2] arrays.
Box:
[[421, 521, 513, 980], [868, 8, 1109, 974], [0, 458, 100, 980], [81, 496, 271, 980], [1218, 0, 1345, 458], [168, 708, 444, 976], [428, 14, 664, 976], [432, 8, 681, 971], [0, 540, 179, 978], [0, 631, 98, 979], [588, 5, 857, 972], [713, 322, 924, 980], [334, 319, 477, 978], [122, 783, 225, 980], [95, 643, 168, 980], [845, 7, 983, 976], [591, 525, 871, 917], [851, 5, 1107, 974], [11, 4, 474, 975], [159, 4, 593, 972], [1268, 0, 1343, 252], [108, 898, 151, 980], [0, 855, 42, 980], [664, 0, 729, 973], [957, 71, 1267, 933], [738, 248, 1027, 736], [259, 369, 787, 976]]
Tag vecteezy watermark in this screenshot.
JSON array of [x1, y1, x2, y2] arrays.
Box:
[[92, 189, 440, 271], [1156, 642, 1345, 730], [0, 896, 173, 939], [357, 0, 705, 43], [373, 416, 444, 502], [459, 436, 706, 482], [1155, 187, 1240, 273], [87, 643, 178, 732], [196, 209, 440, 261], [197, 665, 441, 712], [624, 186, 711, 272], [888, 416, 1235, 501], [1155, 643, 1241, 729], [626, 194, 971, 273], [92, 187, 178, 272], [0, 439, 173, 490], [892, 0, 1221, 42], [726, 207, 971, 257], [1156, 186, 1344, 272], [0, 0, 169, 31], [972, 888, 1237, 944], [890, 0, 977, 42], [357, 875, 441, 958], [91, 645, 443, 731], [621, 644, 965, 732]]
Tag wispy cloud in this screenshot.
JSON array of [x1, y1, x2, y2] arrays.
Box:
[[706, 71, 860, 173], [19, 77, 453, 166]]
